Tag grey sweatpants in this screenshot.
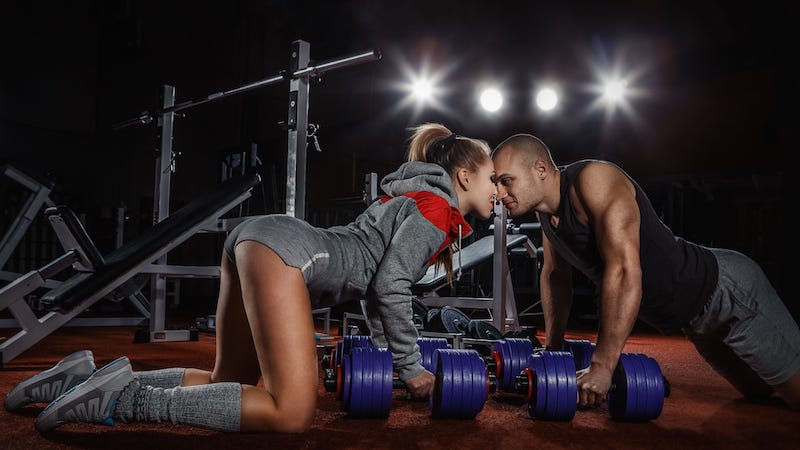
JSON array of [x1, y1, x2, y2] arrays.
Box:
[[683, 248, 800, 398]]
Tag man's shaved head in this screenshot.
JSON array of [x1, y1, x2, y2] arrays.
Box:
[[491, 133, 555, 169]]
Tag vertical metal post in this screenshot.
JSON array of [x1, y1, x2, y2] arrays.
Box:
[[285, 40, 310, 219], [150, 85, 175, 335], [491, 200, 519, 332]]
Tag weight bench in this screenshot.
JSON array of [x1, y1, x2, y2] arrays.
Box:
[[343, 201, 540, 339], [1, 163, 57, 277], [413, 233, 530, 293], [0, 174, 260, 368]]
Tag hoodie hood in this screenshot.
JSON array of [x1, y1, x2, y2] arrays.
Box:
[[380, 161, 460, 210]]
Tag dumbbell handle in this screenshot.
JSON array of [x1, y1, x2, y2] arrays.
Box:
[[514, 369, 671, 399], [323, 367, 499, 394]]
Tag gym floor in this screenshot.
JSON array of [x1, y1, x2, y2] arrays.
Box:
[[1, 322, 798, 450]]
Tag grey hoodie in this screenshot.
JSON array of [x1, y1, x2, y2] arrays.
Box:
[[316, 161, 472, 381]]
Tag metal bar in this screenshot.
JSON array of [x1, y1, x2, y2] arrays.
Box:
[[138, 264, 221, 278], [150, 85, 176, 336], [286, 40, 310, 219], [420, 296, 495, 309], [492, 200, 507, 332], [112, 49, 380, 130]]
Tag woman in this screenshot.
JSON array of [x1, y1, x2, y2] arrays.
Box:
[[7, 123, 498, 433]]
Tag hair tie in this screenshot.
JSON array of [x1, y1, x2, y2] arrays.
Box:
[[427, 133, 459, 163]]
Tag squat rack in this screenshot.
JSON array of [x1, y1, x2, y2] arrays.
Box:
[[112, 40, 380, 342]]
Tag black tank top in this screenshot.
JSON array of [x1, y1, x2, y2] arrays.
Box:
[[539, 160, 718, 334]]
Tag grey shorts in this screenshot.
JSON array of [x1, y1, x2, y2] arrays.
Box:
[[683, 248, 800, 394], [223, 215, 332, 284]]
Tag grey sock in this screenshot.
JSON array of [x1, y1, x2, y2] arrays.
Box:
[[133, 368, 186, 389], [114, 380, 242, 432]]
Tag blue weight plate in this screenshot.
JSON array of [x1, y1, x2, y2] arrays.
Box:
[[430, 360, 443, 416], [628, 354, 648, 422], [468, 350, 488, 416], [433, 349, 447, 417], [362, 347, 377, 417], [493, 340, 511, 390], [618, 353, 639, 422], [511, 338, 534, 372], [639, 354, 660, 421], [500, 338, 533, 392], [448, 350, 466, 418], [607, 355, 626, 420], [540, 352, 560, 420], [566, 353, 578, 418], [564, 339, 595, 371], [432, 350, 453, 418], [528, 354, 547, 418], [342, 353, 352, 410], [376, 349, 393, 417], [640, 354, 665, 420], [418, 337, 449, 372], [463, 350, 486, 418], [555, 351, 578, 421], [550, 352, 567, 420], [348, 348, 365, 416]]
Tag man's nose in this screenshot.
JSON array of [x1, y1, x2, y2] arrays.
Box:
[[496, 185, 507, 199]]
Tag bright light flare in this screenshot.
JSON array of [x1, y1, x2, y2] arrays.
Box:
[[602, 79, 627, 103], [411, 79, 434, 101], [480, 88, 503, 112], [535, 88, 558, 111]]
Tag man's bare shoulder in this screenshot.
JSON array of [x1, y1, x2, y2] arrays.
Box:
[[573, 161, 630, 192]]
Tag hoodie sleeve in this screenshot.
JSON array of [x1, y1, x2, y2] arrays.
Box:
[[366, 211, 447, 381]]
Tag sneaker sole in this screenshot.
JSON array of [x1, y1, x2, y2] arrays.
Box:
[[4, 350, 95, 411], [35, 356, 132, 433]]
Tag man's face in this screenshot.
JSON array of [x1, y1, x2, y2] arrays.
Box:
[[492, 148, 539, 216]]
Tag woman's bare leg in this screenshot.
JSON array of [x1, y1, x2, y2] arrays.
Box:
[[207, 253, 261, 385], [230, 241, 318, 432]]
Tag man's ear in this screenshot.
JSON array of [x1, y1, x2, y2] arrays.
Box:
[[533, 159, 547, 179]]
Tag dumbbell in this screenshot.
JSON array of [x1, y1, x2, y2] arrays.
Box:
[[323, 337, 494, 418], [323, 335, 450, 372], [514, 351, 670, 421]]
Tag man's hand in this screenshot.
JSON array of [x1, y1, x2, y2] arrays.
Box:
[[576, 365, 614, 408], [404, 370, 435, 398]]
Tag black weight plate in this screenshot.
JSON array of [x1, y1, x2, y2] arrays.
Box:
[[439, 306, 471, 334], [426, 308, 442, 332], [412, 297, 430, 329], [469, 320, 504, 340]]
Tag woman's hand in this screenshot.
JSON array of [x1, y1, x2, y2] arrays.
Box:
[[404, 370, 435, 398]]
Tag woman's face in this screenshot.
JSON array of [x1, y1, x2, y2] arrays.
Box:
[[466, 158, 498, 220]]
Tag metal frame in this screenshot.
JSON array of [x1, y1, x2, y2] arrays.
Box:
[[111, 41, 380, 342], [0, 165, 56, 270], [0, 187, 254, 366], [343, 202, 539, 341], [420, 201, 538, 334]]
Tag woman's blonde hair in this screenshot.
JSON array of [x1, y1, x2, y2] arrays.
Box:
[[405, 123, 491, 283]]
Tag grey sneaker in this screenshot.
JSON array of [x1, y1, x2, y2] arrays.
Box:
[[5, 350, 96, 411], [35, 356, 133, 433]]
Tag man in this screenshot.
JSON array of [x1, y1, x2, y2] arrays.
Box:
[[491, 133, 800, 409]]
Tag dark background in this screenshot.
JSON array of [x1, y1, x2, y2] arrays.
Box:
[[1, 1, 797, 322]]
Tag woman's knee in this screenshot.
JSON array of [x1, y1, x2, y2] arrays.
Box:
[[241, 389, 316, 433]]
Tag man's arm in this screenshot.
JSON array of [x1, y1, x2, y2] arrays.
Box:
[[573, 162, 643, 407], [539, 225, 573, 351]]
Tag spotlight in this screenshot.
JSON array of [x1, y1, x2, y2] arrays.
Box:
[[411, 79, 434, 101], [602, 79, 627, 103], [535, 88, 558, 111], [480, 88, 503, 112]]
